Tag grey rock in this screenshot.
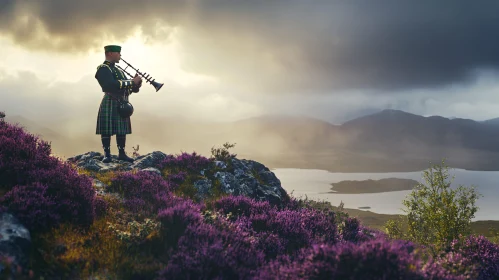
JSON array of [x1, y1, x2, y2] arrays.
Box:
[[212, 158, 287, 205], [78, 159, 103, 172], [131, 151, 168, 170], [80, 151, 102, 161], [93, 179, 106, 196], [68, 151, 101, 163], [193, 179, 212, 200], [140, 167, 162, 175], [69, 151, 168, 173], [93, 179, 106, 189], [0, 212, 31, 274], [215, 160, 227, 169], [98, 162, 122, 172]]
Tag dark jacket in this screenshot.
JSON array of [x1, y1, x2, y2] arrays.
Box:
[[95, 60, 140, 99]]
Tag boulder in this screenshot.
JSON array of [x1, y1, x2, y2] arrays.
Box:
[[207, 158, 287, 205], [0, 212, 31, 274]]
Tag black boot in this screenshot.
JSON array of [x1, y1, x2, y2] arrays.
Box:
[[101, 135, 112, 163], [117, 135, 134, 163]]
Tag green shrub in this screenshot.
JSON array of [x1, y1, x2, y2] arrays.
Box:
[[386, 159, 482, 257], [210, 142, 237, 162]]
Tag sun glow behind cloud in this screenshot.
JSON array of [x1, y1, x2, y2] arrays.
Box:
[[3, 1, 499, 126], [115, 27, 219, 88], [0, 24, 219, 87]]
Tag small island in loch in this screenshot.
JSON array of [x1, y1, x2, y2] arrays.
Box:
[[329, 178, 419, 194]]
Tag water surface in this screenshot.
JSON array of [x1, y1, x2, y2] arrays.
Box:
[[272, 168, 499, 221]]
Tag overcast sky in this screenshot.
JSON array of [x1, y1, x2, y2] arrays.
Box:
[[2, 0, 499, 127]]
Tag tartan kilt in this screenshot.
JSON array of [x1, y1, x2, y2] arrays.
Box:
[[96, 94, 132, 135]]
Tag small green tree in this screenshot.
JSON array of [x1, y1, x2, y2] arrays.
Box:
[[399, 159, 481, 256], [384, 160, 482, 254], [384, 215, 407, 240], [488, 227, 499, 244]]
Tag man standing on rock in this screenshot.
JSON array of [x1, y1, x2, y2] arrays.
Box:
[[95, 45, 142, 163]]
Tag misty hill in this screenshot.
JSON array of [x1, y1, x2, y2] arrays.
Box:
[[340, 109, 499, 153], [8, 109, 499, 172], [3, 115, 77, 156], [481, 117, 499, 126], [4, 115, 65, 141]]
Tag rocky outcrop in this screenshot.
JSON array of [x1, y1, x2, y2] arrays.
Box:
[[68, 151, 289, 205], [67, 151, 168, 174], [0, 212, 31, 274], [213, 158, 287, 205]]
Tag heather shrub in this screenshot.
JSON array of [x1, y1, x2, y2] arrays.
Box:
[[1, 161, 95, 231], [94, 196, 108, 218], [281, 196, 349, 226], [0, 121, 53, 186], [159, 151, 212, 173], [1, 183, 59, 231], [253, 231, 287, 260], [444, 234, 499, 279], [234, 207, 338, 255], [170, 172, 205, 201], [156, 199, 204, 248], [338, 217, 377, 243], [158, 222, 265, 280], [422, 252, 477, 280], [155, 191, 192, 210], [293, 207, 337, 244], [267, 209, 319, 253], [0, 120, 96, 231], [211, 195, 275, 220], [256, 238, 426, 280], [280, 195, 303, 211], [107, 171, 172, 214], [165, 171, 188, 189]]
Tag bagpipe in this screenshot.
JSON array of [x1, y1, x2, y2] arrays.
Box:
[[115, 58, 164, 92], [114, 57, 164, 118]]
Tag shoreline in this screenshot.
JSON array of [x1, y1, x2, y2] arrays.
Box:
[[328, 178, 419, 194], [334, 207, 499, 238], [270, 166, 499, 173]]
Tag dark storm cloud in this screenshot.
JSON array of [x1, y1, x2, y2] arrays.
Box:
[[1, 0, 499, 92]]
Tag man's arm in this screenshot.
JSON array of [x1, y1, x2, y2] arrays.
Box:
[[132, 74, 142, 92], [95, 65, 136, 92], [132, 78, 142, 93]]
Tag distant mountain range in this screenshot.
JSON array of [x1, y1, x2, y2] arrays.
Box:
[[6, 109, 499, 172]]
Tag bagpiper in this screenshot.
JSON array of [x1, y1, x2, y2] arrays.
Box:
[[95, 45, 142, 163]]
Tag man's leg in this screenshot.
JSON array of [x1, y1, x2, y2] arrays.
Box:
[[101, 134, 112, 163], [116, 134, 134, 163]]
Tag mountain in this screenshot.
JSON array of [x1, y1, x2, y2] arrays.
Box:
[[481, 117, 499, 126], [6, 109, 499, 172], [3, 115, 80, 157], [229, 110, 499, 171], [5, 115, 64, 140], [340, 109, 499, 153]]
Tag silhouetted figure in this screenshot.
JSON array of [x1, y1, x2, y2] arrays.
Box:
[[95, 45, 142, 163]]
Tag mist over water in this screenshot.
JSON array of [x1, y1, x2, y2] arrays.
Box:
[[273, 168, 499, 221]]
